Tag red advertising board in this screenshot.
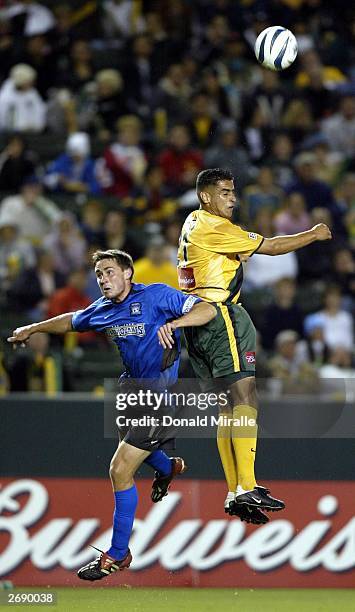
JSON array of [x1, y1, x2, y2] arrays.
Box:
[[0, 478, 354, 587]]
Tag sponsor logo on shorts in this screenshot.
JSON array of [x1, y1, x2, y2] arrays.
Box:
[[245, 351, 256, 364]]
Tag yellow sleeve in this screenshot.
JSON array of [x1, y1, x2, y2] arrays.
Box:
[[198, 218, 264, 256]]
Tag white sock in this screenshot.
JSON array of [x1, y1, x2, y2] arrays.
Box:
[[236, 484, 254, 497]]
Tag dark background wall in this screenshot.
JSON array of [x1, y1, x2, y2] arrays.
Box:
[[1, 396, 354, 480]]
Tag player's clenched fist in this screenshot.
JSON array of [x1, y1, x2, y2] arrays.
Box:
[[157, 321, 177, 349], [312, 223, 332, 241], [7, 325, 33, 347]]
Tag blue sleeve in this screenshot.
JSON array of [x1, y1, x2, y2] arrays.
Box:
[[155, 285, 202, 319], [46, 154, 68, 176], [84, 160, 101, 195], [72, 300, 101, 331]]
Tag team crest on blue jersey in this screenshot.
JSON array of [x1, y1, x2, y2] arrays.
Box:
[[130, 302, 142, 316]]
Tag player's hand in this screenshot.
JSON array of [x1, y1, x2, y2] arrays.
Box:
[[312, 223, 332, 241], [7, 325, 33, 348], [157, 322, 177, 349]]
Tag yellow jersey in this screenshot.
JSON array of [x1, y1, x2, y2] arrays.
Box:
[[134, 257, 179, 289], [177, 209, 264, 303]]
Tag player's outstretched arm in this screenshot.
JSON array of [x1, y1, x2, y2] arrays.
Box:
[[158, 302, 216, 349], [7, 313, 74, 348], [257, 223, 332, 256]]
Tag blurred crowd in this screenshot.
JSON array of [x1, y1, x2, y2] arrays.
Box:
[[0, 0, 354, 393]]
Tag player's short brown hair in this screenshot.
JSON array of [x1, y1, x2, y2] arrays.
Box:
[[92, 249, 134, 277]]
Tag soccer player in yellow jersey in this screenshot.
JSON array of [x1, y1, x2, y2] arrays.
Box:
[[177, 168, 332, 524]]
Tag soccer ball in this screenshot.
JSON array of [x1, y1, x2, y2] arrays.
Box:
[[254, 26, 298, 71]]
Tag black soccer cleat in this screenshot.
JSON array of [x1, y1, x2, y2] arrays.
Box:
[[77, 546, 132, 581], [235, 487, 285, 512], [151, 457, 187, 503], [225, 499, 269, 525]]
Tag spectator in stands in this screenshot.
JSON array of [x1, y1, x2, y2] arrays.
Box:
[[335, 172, 355, 216], [102, 0, 145, 40], [0, 63, 46, 132], [20, 34, 56, 98], [269, 329, 318, 394], [59, 39, 95, 93], [296, 207, 337, 283], [154, 63, 192, 126], [7, 249, 64, 317], [331, 249, 355, 304], [335, 173, 355, 245], [122, 34, 161, 116], [267, 133, 294, 189], [204, 119, 251, 190], [0, 218, 36, 293], [44, 132, 100, 195], [281, 98, 314, 145], [298, 313, 331, 368], [0, 177, 61, 245], [274, 192, 312, 235], [243, 70, 287, 130], [43, 212, 87, 276], [302, 133, 344, 186], [80, 200, 105, 247], [0, 134, 36, 191], [132, 164, 175, 221], [243, 207, 299, 290], [134, 237, 179, 288], [84, 243, 103, 301], [157, 124, 203, 196], [1, 1, 56, 37], [200, 67, 231, 117], [286, 152, 338, 220], [163, 217, 182, 266], [197, 14, 230, 66], [144, 10, 176, 68], [321, 95, 355, 159], [243, 166, 282, 220], [0, 18, 16, 81], [104, 209, 141, 259], [311, 285, 354, 352], [92, 69, 128, 138], [5, 332, 56, 392], [297, 50, 338, 121], [261, 278, 304, 350], [187, 92, 219, 149], [52, 3, 75, 62], [295, 49, 347, 91], [77, 70, 128, 141], [45, 267, 100, 347], [320, 348, 355, 379], [99, 115, 146, 198], [244, 105, 269, 162], [47, 268, 90, 319]]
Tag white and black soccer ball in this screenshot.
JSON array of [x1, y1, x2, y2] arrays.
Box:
[[254, 26, 298, 71]]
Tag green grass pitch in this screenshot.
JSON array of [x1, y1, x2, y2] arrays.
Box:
[[2, 588, 354, 611]]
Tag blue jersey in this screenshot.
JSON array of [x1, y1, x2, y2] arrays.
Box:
[[71, 283, 200, 386]]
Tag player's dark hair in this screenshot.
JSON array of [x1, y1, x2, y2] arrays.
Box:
[[92, 249, 134, 277], [196, 168, 234, 200]]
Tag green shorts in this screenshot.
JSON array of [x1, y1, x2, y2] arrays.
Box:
[[184, 303, 256, 382]]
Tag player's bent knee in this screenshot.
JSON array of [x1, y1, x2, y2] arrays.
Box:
[[230, 375, 258, 407], [109, 456, 134, 482]]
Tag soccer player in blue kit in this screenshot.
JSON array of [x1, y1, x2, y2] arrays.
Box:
[[8, 249, 216, 581]]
